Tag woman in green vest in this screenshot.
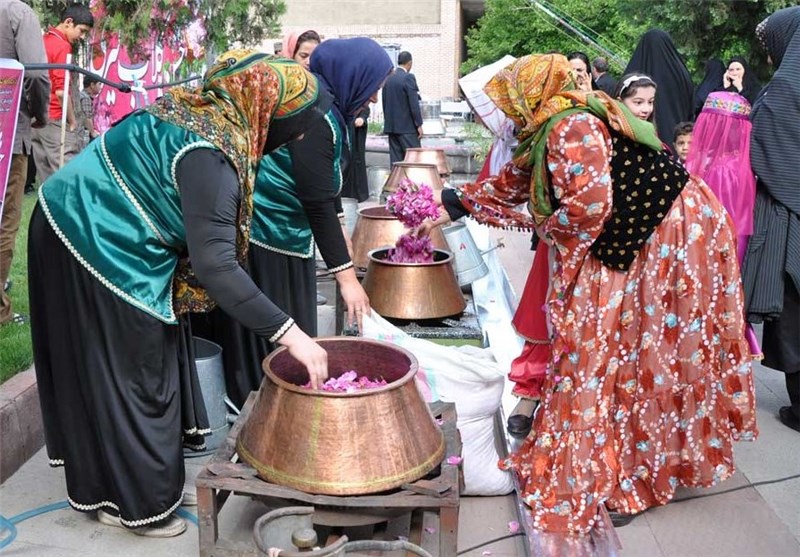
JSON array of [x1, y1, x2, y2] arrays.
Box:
[[195, 38, 394, 407], [27, 50, 331, 537]]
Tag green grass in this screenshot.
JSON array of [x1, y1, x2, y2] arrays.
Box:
[[0, 194, 37, 383]]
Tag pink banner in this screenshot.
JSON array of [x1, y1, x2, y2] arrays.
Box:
[[87, 22, 205, 133], [0, 59, 25, 228]]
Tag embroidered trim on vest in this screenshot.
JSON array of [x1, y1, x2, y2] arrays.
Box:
[[170, 140, 217, 191], [269, 318, 295, 343], [100, 135, 168, 246], [49, 458, 65, 467], [39, 191, 178, 324], [325, 112, 344, 196], [250, 237, 315, 259], [328, 261, 354, 274]]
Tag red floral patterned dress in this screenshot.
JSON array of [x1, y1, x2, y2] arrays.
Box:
[[474, 113, 758, 534]]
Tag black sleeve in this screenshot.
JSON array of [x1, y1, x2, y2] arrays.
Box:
[[406, 74, 424, 128], [441, 188, 470, 222], [356, 106, 370, 120], [288, 119, 353, 272], [178, 148, 294, 341]]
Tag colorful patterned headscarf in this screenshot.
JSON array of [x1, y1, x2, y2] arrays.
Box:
[[147, 49, 322, 314], [484, 54, 662, 223]]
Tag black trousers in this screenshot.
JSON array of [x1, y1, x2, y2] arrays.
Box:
[[388, 132, 421, 166]]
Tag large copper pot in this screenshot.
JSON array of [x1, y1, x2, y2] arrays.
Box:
[[382, 162, 443, 196], [362, 248, 466, 320], [236, 338, 444, 495], [403, 148, 451, 176], [351, 206, 447, 271]]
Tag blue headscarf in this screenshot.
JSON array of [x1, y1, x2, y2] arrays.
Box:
[[309, 38, 394, 137]]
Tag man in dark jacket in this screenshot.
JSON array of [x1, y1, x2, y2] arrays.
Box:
[[382, 51, 423, 165], [592, 57, 618, 96]]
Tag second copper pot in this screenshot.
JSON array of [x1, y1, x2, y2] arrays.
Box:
[[362, 248, 466, 320], [351, 206, 447, 271], [382, 162, 443, 195], [403, 148, 451, 176]]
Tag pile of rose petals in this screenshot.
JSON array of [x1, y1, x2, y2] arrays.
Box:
[[386, 180, 440, 229], [387, 234, 435, 263], [385, 180, 440, 263], [302, 370, 387, 393]]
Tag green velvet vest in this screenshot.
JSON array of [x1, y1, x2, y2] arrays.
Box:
[[250, 111, 344, 257], [39, 111, 216, 324]]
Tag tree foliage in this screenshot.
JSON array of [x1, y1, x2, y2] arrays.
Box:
[[28, 0, 286, 61], [465, 0, 794, 81], [617, 0, 794, 79], [463, 0, 648, 74]]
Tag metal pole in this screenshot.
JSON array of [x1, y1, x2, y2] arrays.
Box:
[[529, 1, 627, 69], [59, 53, 72, 168]]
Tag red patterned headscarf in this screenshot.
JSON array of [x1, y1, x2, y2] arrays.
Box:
[[482, 54, 662, 223]]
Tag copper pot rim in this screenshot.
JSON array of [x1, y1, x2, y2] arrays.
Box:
[[262, 337, 418, 398], [405, 147, 446, 154], [356, 206, 395, 220], [391, 161, 439, 170], [367, 247, 455, 267]]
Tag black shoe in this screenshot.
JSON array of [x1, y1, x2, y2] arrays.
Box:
[[608, 511, 638, 528], [506, 414, 533, 438], [778, 406, 800, 433], [3, 279, 10, 292]]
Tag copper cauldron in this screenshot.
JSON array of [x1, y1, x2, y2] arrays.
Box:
[[403, 148, 451, 176], [361, 248, 466, 320], [237, 338, 444, 495], [351, 206, 447, 271], [382, 162, 443, 197]]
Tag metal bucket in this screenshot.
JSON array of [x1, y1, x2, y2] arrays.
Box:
[[442, 222, 490, 286], [193, 337, 229, 453], [341, 197, 358, 236], [367, 167, 390, 200]]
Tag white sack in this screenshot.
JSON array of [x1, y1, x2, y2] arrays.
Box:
[[361, 312, 513, 495]]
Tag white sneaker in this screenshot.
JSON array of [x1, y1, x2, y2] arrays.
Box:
[[181, 490, 197, 506], [97, 509, 187, 537]]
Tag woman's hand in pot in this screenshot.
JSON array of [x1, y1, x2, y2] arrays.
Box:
[[276, 324, 328, 389]]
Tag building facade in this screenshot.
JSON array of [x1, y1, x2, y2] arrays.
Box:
[[264, 0, 485, 116]]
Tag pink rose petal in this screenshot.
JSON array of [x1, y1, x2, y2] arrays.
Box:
[[302, 370, 387, 392], [508, 520, 520, 534], [482, 552, 493, 556], [446, 456, 462, 466], [424, 527, 436, 534]]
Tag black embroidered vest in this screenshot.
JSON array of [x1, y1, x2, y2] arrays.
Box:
[[590, 134, 689, 270]]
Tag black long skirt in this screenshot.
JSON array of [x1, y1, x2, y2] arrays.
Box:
[[343, 124, 370, 202], [28, 206, 208, 527], [190, 244, 316, 409]]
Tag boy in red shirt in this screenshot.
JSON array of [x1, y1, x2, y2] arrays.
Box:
[[31, 3, 94, 184]]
